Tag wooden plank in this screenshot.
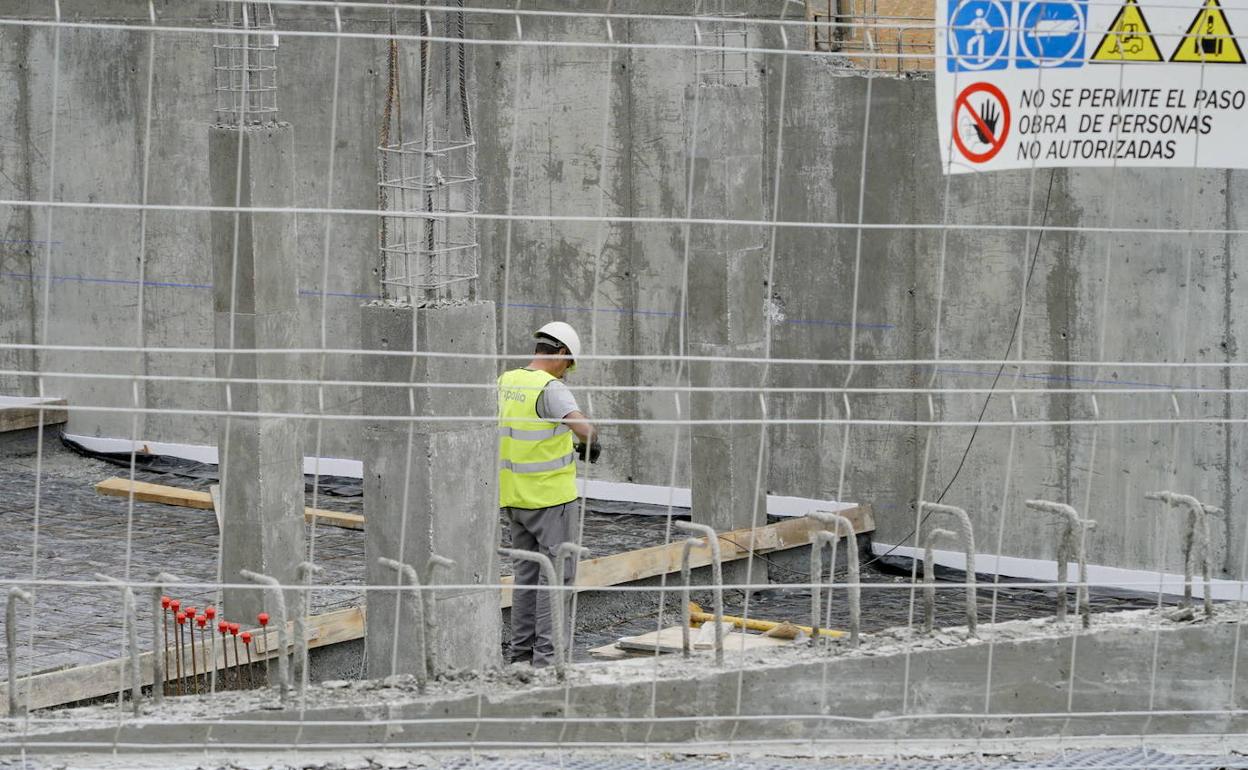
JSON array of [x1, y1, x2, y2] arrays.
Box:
[[615, 626, 793, 654], [499, 505, 874, 608], [0, 607, 364, 716], [96, 477, 213, 509], [97, 477, 365, 531], [0, 396, 68, 433], [209, 484, 223, 531]]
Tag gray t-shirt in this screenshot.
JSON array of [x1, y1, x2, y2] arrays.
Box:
[[535, 377, 579, 422]]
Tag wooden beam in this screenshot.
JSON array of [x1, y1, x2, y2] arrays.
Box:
[[96, 477, 365, 531], [0, 607, 364, 716], [0, 396, 68, 433], [499, 505, 874, 608], [96, 477, 213, 509]]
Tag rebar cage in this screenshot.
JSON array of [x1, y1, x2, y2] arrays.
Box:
[[212, 1, 279, 124]]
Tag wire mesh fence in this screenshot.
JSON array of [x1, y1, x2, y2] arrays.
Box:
[[0, 0, 1245, 764]]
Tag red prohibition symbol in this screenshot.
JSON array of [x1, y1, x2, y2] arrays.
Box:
[[952, 82, 1011, 164]]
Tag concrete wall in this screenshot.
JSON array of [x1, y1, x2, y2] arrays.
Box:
[[1, 1, 1244, 578]]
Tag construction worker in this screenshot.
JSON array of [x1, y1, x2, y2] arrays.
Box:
[[498, 321, 600, 667]]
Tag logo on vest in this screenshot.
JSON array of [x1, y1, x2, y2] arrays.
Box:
[[501, 388, 528, 404]]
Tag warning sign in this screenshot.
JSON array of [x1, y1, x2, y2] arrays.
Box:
[[953, 83, 1012, 162], [1170, 0, 1245, 62], [936, 0, 1248, 173], [1090, 0, 1164, 61]]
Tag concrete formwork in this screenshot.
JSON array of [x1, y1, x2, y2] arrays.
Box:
[[361, 300, 502, 677], [208, 123, 305, 623]]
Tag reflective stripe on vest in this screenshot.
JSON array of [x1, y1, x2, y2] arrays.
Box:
[[497, 368, 578, 509], [497, 424, 572, 441], [498, 453, 575, 474]]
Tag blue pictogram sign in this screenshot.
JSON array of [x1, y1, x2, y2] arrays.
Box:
[[947, 0, 1013, 71], [1016, 0, 1087, 68]]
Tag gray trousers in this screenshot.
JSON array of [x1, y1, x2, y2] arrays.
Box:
[[504, 501, 578, 667]]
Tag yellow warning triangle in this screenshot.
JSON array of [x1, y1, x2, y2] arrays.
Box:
[[1090, 0, 1164, 62], [1170, 0, 1245, 63]]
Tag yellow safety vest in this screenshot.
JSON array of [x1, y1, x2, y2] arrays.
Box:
[[498, 368, 577, 509]]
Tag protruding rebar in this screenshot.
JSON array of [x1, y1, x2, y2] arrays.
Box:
[[679, 537, 702, 658], [674, 521, 724, 666], [917, 502, 977, 634], [292, 561, 322, 697], [94, 574, 142, 714], [808, 512, 861, 646], [808, 530, 839, 649], [377, 557, 429, 692], [150, 573, 178, 706], [1147, 491, 1219, 619], [1024, 499, 1096, 627], [6, 587, 32, 718], [499, 547, 568, 678], [921, 528, 957, 634], [239, 569, 290, 703], [421, 554, 455, 674], [555, 543, 590, 666]]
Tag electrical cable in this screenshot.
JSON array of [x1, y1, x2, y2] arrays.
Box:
[[694, 171, 1057, 587]]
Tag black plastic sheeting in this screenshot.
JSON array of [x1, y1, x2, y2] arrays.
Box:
[[60, 434, 693, 517]]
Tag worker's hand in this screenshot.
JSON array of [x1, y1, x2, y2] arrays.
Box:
[[574, 440, 602, 464]]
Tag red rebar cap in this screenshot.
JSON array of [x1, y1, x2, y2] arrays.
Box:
[[169, 599, 180, 612], [240, 631, 252, 644], [184, 606, 196, 617], [160, 596, 171, 609], [229, 623, 240, 635], [197, 615, 207, 627], [204, 606, 217, 620], [175, 611, 186, 624], [257, 612, 270, 626], [218, 620, 229, 634]]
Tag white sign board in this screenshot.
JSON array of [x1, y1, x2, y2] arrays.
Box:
[[936, 0, 1248, 173]]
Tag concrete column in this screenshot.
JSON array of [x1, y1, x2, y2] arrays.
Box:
[[361, 300, 502, 677], [686, 85, 769, 584], [208, 123, 306, 622]]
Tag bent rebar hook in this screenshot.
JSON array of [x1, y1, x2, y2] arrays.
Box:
[[807, 512, 861, 646], [1147, 491, 1220, 619], [240, 569, 291, 704], [94, 574, 142, 715], [808, 528, 840, 649], [922, 528, 958, 634], [674, 521, 725, 666], [421, 554, 456, 674], [498, 547, 568, 679], [1025, 500, 1096, 628], [555, 542, 590, 666], [377, 557, 429, 692], [917, 502, 977, 635], [6, 587, 32, 717], [150, 572, 179, 706]]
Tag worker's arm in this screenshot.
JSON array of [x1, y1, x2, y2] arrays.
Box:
[[564, 410, 600, 463], [564, 410, 595, 444]]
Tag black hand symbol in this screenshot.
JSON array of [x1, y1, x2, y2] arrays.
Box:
[[975, 100, 1000, 144]]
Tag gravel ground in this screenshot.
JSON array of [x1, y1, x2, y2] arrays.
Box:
[[0, 429, 1167, 676]]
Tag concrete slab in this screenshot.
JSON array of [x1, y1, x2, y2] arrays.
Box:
[[11, 607, 1248, 752]]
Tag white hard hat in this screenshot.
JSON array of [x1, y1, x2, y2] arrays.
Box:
[[534, 321, 581, 371]]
